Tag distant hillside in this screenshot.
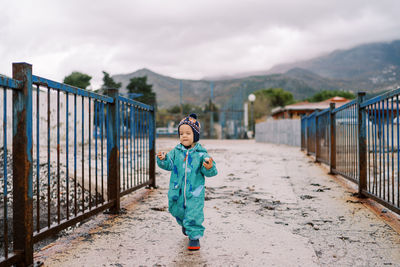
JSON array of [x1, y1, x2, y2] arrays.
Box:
[[113, 68, 352, 108], [113, 40, 400, 108], [268, 40, 400, 90]]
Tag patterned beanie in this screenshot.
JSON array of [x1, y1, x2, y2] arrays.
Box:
[[178, 113, 201, 143]]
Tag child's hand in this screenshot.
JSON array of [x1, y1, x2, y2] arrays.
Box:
[[157, 151, 166, 160], [203, 157, 213, 170]]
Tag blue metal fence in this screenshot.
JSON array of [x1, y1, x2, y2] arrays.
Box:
[[0, 63, 156, 266], [333, 99, 359, 182], [0, 75, 23, 265], [361, 90, 400, 212], [306, 111, 316, 155], [302, 90, 400, 217], [315, 109, 330, 165]]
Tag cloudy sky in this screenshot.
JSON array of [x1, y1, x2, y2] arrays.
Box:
[[1, 0, 399, 89]]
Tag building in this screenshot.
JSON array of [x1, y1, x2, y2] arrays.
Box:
[[271, 96, 351, 119]]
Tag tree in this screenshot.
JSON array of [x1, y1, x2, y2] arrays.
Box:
[[101, 71, 121, 90], [63, 71, 92, 89], [255, 88, 295, 107], [249, 88, 295, 121], [307, 90, 356, 102], [126, 76, 156, 105]]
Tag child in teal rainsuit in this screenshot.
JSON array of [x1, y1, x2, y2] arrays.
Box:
[[157, 113, 218, 251]]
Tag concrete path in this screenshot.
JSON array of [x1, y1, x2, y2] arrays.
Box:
[[35, 139, 400, 266]]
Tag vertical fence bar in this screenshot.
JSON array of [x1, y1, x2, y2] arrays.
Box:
[[47, 86, 51, 228], [358, 92, 366, 196], [95, 101, 98, 206], [66, 93, 70, 220], [3, 84, 8, 258], [122, 103, 126, 191], [106, 89, 120, 213], [12, 62, 34, 266], [315, 113, 320, 162], [82, 96, 85, 212], [149, 108, 156, 187], [57, 90, 61, 224], [74, 94, 77, 216], [329, 103, 336, 174], [35, 85, 40, 233], [101, 102, 105, 203], [89, 98, 92, 210]]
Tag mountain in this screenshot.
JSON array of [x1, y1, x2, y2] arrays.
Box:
[[113, 68, 351, 108], [268, 40, 400, 90], [113, 40, 400, 108]]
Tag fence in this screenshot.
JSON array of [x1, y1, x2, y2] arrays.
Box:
[[0, 62, 156, 266], [302, 90, 400, 217], [255, 119, 300, 146]]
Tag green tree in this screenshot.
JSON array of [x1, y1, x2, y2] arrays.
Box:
[[248, 88, 295, 121], [126, 76, 156, 105], [101, 71, 121, 90], [307, 90, 356, 102], [255, 88, 295, 107], [63, 71, 92, 89]]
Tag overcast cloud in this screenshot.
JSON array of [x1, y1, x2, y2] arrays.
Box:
[[1, 0, 399, 89]]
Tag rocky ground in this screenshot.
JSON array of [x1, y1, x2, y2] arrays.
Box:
[[34, 139, 400, 266], [0, 146, 102, 256]]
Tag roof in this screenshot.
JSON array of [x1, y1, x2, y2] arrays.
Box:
[[271, 97, 352, 115]]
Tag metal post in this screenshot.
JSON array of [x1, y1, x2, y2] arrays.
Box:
[[12, 62, 33, 266], [315, 113, 320, 162], [306, 116, 310, 155], [106, 89, 121, 213], [329, 103, 336, 174], [209, 82, 214, 138], [148, 108, 156, 188], [250, 101, 254, 137], [179, 80, 183, 118], [358, 92, 367, 196]]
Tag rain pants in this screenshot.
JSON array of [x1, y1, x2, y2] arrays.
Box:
[[156, 143, 218, 240]]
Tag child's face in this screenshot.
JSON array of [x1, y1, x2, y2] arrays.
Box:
[[179, 124, 194, 147]]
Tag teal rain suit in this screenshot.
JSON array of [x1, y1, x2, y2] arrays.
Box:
[[157, 143, 218, 240]]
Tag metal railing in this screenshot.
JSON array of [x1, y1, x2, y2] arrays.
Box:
[[332, 99, 359, 182], [0, 63, 156, 266], [306, 111, 316, 155], [361, 90, 400, 213], [315, 108, 330, 165], [303, 90, 400, 217]]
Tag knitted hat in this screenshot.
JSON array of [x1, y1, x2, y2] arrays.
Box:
[[178, 113, 201, 143]]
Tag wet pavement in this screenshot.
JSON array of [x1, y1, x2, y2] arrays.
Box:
[[35, 139, 400, 266]]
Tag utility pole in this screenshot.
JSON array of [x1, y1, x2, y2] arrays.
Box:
[[179, 80, 183, 117], [209, 82, 214, 138]]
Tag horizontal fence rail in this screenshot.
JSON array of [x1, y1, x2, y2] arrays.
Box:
[[0, 63, 156, 267], [302, 91, 400, 216]]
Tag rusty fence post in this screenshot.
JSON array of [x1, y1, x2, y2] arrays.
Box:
[[106, 89, 121, 213], [148, 108, 156, 188], [329, 103, 336, 174], [12, 63, 33, 266], [358, 92, 367, 196]]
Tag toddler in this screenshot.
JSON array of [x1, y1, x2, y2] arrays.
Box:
[[157, 113, 218, 251]]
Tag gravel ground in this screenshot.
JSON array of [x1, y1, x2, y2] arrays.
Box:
[[34, 139, 400, 266]]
